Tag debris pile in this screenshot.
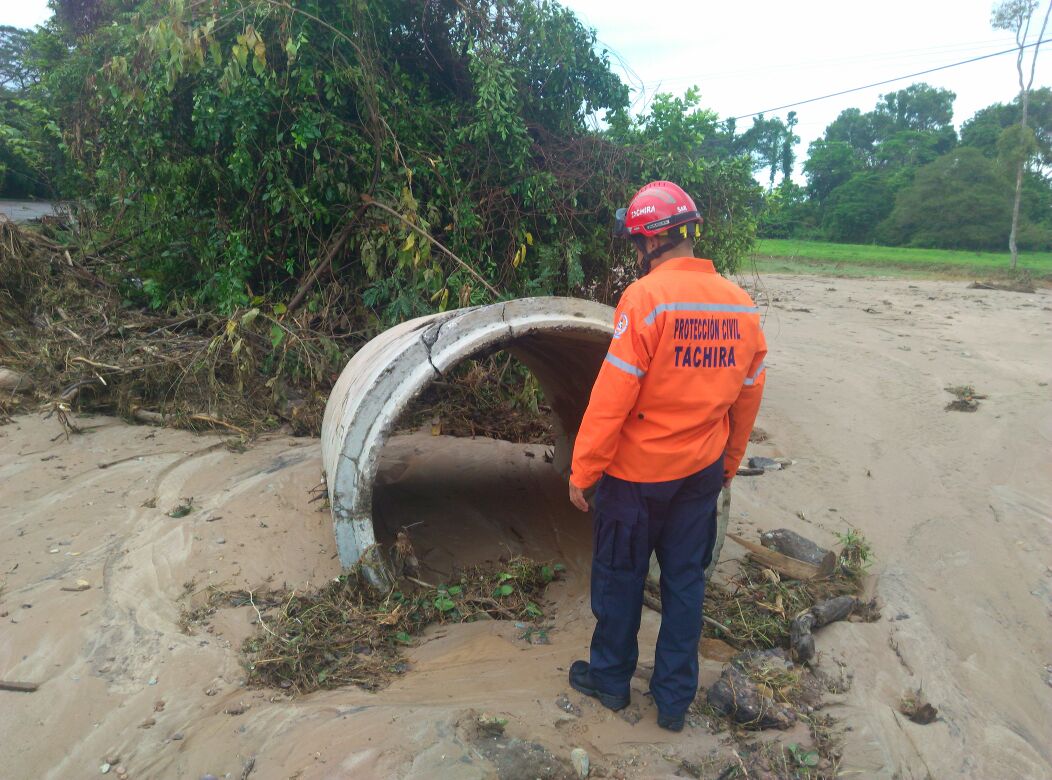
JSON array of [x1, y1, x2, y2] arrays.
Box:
[[0, 221, 336, 434], [191, 554, 564, 693], [899, 688, 939, 724], [702, 529, 876, 651], [944, 385, 987, 412], [401, 353, 555, 444]]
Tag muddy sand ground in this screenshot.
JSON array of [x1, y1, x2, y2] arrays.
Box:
[[1, 274, 1050, 779]]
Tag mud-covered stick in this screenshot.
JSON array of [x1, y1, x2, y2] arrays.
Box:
[[0, 680, 39, 692]]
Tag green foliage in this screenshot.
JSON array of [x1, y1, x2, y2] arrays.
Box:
[[822, 174, 893, 243], [0, 26, 54, 198], [803, 140, 861, 202], [607, 86, 762, 274], [878, 148, 1015, 250], [757, 181, 816, 239], [960, 87, 1051, 176], [753, 238, 1052, 278], [15, 0, 759, 319]]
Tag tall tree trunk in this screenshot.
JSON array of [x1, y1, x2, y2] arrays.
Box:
[[1009, 0, 1051, 271]]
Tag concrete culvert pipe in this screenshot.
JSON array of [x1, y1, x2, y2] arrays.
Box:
[[320, 296, 730, 586]]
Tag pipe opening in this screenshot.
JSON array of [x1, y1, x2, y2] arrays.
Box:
[[320, 297, 614, 572]]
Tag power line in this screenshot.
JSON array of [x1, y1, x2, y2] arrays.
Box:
[[635, 38, 1016, 89], [731, 37, 1051, 121]]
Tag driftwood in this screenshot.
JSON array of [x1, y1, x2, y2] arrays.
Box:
[[0, 680, 39, 692], [790, 595, 861, 662], [735, 467, 765, 476], [727, 533, 824, 580], [760, 529, 836, 574]]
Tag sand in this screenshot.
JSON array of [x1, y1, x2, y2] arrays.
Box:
[[1, 273, 1050, 779]]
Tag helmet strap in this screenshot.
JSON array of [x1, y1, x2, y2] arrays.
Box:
[[632, 234, 689, 275]]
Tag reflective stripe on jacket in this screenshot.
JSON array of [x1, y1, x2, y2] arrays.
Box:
[[570, 257, 767, 487]]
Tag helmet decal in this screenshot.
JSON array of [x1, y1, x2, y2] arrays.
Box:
[[616, 181, 703, 238]]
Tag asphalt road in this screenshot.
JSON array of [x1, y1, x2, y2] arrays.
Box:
[[0, 199, 58, 222]]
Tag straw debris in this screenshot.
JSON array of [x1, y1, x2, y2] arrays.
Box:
[[232, 556, 563, 693], [0, 221, 344, 435], [702, 529, 877, 650]]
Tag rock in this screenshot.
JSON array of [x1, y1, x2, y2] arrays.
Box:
[[811, 596, 860, 628], [0, 368, 33, 393], [759, 529, 835, 570], [617, 705, 642, 725], [899, 689, 938, 724], [707, 663, 796, 730], [748, 456, 782, 471], [570, 747, 590, 778], [171, 732, 184, 741], [555, 694, 581, 717], [100, 764, 111, 775], [201, 775, 219, 780]]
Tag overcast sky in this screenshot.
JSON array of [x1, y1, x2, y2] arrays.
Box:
[[4, 0, 1049, 181], [566, 0, 1050, 165]]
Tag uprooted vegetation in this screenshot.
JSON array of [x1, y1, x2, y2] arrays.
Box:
[[180, 555, 563, 694], [681, 530, 877, 779], [702, 530, 876, 650], [0, 222, 553, 442], [0, 221, 344, 434], [401, 352, 555, 444]]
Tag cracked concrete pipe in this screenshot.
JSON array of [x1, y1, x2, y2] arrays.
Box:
[[321, 297, 614, 571]]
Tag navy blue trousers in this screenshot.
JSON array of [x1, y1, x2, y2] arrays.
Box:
[[588, 456, 722, 716]]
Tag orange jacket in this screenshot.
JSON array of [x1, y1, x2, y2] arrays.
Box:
[[570, 257, 766, 488]]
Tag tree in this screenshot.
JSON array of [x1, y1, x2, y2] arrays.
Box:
[[803, 140, 860, 202], [991, 0, 1052, 269], [874, 83, 956, 133], [0, 26, 35, 93], [780, 111, 800, 184], [961, 87, 1052, 178], [0, 25, 52, 198], [880, 148, 1013, 250], [823, 174, 893, 243], [825, 108, 879, 163], [23, 0, 759, 317]]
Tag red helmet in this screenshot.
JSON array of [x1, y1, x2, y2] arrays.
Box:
[[615, 181, 702, 238]]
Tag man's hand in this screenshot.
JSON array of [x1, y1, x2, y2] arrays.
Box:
[[568, 481, 591, 512]]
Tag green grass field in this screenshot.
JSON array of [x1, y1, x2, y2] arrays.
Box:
[[749, 239, 1052, 280]]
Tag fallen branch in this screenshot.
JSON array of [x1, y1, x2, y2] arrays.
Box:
[[70, 356, 124, 372], [131, 407, 166, 425], [727, 533, 825, 581], [0, 680, 39, 693], [190, 414, 249, 436], [286, 211, 363, 315]]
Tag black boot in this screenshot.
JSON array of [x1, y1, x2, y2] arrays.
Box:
[[657, 711, 685, 732], [568, 660, 630, 711]]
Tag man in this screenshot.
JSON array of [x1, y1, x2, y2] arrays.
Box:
[[567, 180, 767, 731]]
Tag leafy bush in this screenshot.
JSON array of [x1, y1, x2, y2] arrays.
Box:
[[24, 0, 759, 323]]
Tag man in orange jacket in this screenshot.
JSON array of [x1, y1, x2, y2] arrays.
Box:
[[567, 181, 767, 731]]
